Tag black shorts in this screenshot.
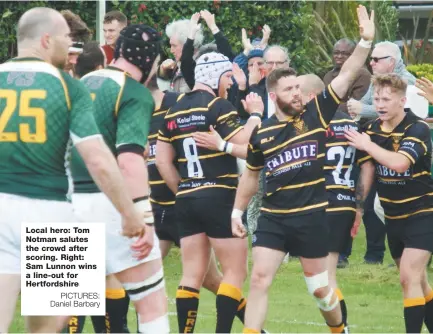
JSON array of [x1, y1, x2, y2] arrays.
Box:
[[327, 211, 355, 253], [175, 193, 235, 239], [386, 213, 433, 259], [153, 204, 180, 247], [253, 210, 329, 259]]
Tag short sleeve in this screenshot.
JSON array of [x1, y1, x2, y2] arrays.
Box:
[[68, 78, 100, 143], [355, 149, 372, 165], [398, 121, 431, 165], [307, 84, 341, 129], [246, 126, 265, 171], [213, 99, 243, 141], [116, 80, 154, 150], [158, 114, 172, 143]]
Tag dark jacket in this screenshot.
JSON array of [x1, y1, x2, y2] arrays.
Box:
[[323, 66, 371, 114]]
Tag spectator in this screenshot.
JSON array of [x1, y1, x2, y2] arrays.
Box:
[[101, 11, 127, 65], [323, 38, 371, 114], [347, 41, 416, 119], [180, 10, 235, 91], [159, 17, 204, 92], [236, 44, 290, 120]]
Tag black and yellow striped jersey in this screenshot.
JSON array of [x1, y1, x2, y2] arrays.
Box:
[[246, 84, 340, 216], [158, 90, 243, 198], [147, 92, 179, 206], [363, 109, 433, 220], [325, 111, 366, 213]]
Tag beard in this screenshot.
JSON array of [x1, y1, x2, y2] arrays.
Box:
[[276, 96, 303, 117]]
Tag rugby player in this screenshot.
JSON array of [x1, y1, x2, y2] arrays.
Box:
[[146, 73, 251, 327], [345, 73, 433, 333], [61, 10, 91, 77], [297, 74, 375, 328], [62, 41, 131, 334], [230, 5, 375, 333], [70, 25, 169, 333], [156, 52, 264, 333], [0, 8, 145, 333]]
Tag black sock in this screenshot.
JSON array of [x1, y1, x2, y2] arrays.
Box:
[[424, 292, 433, 332], [236, 297, 246, 324], [102, 289, 130, 333], [216, 282, 242, 333], [336, 288, 348, 326], [327, 321, 346, 333], [62, 316, 86, 334], [176, 286, 200, 333], [404, 297, 425, 333]]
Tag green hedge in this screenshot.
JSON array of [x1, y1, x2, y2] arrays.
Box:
[[113, 1, 317, 74], [0, 1, 399, 76]]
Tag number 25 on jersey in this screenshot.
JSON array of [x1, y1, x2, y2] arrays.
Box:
[[0, 89, 47, 143]]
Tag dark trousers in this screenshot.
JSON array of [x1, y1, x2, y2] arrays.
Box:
[[339, 172, 386, 263], [362, 181, 386, 262]]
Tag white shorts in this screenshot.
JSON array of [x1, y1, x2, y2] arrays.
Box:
[[72, 192, 161, 275], [0, 193, 76, 274]]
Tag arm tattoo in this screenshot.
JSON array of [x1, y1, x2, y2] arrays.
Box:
[[355, 174, 365, 210]]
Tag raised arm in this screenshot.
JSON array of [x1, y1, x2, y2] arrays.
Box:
[[331, 5, 374, 99], [180, 12, 201, 90]]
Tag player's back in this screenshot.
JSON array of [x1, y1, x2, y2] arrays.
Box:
[[71, 67, 154, 193], [0, 58, 83, 200], [158, 90, 242, 198], [324, 111, 360, 211]]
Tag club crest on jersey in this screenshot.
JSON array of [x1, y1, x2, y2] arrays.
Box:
[[293, 118, 308, 135], [266, 140, 318, 172], [391, 134, 403, 152]]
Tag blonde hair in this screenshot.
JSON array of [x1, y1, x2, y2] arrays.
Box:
[[372, 73, 407, 95]]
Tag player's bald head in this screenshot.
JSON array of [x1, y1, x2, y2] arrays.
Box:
[[298, 74, 325, 96], [17, 7, 68, 43]]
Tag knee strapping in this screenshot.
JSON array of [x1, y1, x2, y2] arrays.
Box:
[[304, 271, 339, 311], [138, 314, 169, 334], [123, 268, 165, 301]]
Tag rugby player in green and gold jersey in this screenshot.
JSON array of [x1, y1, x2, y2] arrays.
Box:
[[70, 25, 170, 333], [0, 7, 145, 333]]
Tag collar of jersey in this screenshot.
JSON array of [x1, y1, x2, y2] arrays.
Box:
[[9, 57, 44, 62], [275, 110, 306, 123], [379, 110, 409, 133], [106, 65, 132, 77]]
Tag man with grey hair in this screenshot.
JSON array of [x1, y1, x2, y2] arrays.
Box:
[[158, 16, 205, 92], [348, 41, 416, 118]]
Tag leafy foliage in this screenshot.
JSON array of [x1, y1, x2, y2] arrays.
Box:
[[311, 0, 399, 76], [407, 63, 433, 82], [0, 0, 399, 77], [113, 1, 317, 74], [0, 1, 97, 63], [401, 10, 433, 65]]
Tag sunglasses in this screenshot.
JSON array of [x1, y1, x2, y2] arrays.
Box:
[[370, 56, 391, 63]]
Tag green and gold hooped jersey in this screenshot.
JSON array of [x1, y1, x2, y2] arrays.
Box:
[[0, 58, 100, 201], [70, 67, 154, 193]]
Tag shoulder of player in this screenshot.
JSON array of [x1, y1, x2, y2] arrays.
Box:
[[403, 117, 431, 136], [59, 71, 90, 100], [210, 96, 236, 112], [161, 91, 181, 110], [362, 117, 380, 133], [330, 111, 356, 123]]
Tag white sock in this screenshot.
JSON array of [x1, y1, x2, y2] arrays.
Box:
[[138, 314, 169, 334]]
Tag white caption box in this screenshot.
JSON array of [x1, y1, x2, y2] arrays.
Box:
[[21, 222, 105, 316]]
